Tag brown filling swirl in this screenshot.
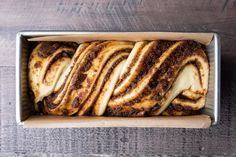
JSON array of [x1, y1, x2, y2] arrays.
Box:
[[107, 41, 208, 116], [112, 41, 176, 99], [42, 41, 134, 115], [38, 42, 78, 58], [112, 41, 205, 101]]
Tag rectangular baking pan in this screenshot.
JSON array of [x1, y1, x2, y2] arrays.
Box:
[[16, 32, 220, 128]]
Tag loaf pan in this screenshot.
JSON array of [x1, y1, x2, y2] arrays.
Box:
[[16, 32, 220, 128]]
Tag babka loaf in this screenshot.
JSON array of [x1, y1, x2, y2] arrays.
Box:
[[28, 40, 209, 116]]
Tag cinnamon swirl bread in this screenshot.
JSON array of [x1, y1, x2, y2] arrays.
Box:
[[28, 40, 209, 116]]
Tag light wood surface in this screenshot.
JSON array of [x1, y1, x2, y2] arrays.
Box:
[[0, 0, 236, 156]]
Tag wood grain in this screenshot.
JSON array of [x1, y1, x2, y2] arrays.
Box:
[[0, 0, 236, 156]]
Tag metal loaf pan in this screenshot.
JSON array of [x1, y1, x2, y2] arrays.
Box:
[[16, 32, 220, 128]]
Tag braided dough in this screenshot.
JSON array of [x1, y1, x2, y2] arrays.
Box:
[[29, 40, 209, 116]]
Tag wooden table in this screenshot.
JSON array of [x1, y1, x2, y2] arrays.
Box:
[[0, 0, 236, 156]]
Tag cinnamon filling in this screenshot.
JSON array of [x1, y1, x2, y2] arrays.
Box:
[[112, 41, 205, 101], [38, 42, 78, 58], [71, 48, 132, 90], [43, 50, 74, 81]]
